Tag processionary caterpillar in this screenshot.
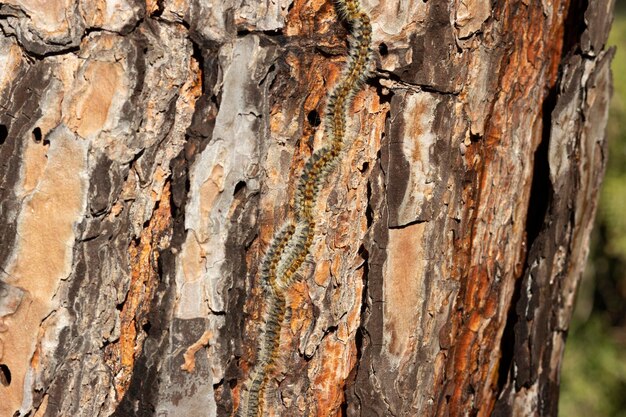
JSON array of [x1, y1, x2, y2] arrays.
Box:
[[239, 0, 372, 415]]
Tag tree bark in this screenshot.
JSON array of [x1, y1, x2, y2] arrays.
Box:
[[0, 0, 614, 416]]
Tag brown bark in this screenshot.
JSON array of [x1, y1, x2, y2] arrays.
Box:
[[0, 0, 614, 416]]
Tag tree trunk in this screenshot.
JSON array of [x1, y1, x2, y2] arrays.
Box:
[[0, 0, 614, 416]]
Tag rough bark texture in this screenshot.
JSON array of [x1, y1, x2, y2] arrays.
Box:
[[0, 0, 614, 416]]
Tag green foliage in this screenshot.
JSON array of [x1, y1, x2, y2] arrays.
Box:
[[601, 177, 626, 257], [560, 318, 626, 417], [601, 1, 626, 260]]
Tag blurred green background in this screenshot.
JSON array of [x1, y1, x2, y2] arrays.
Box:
[[559, 2, 626, 416]]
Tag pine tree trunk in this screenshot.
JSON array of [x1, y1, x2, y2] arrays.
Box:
[[0, 0, 614, 416]]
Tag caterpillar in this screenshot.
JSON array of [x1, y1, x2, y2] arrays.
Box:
[[239, 0, 372, 415]]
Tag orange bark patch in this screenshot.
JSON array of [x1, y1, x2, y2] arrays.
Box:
[[68, 60, 122, 138], [384, 224, 426, 358], [108, 182, 172, 400], [181, 330, 213, 373], [199, 164, 225, 219], [313, 335, 350, 417], [0, 128, 87, 416], [440, 1, 572, 416], [404, 99, 428, 163], [146, 0, 159, 15], [285, 0, 335, 38], [16, 0, 72, 38]]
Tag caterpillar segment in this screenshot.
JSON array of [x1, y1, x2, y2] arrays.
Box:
[[239, 0, 372, 415], [257, 292, 287, 416], [275, 224, 315, 290], [275, 225, 313, 290], [242, 291, 287, 417], [294, 147, 337, 222], [259, 222, 296, 294]]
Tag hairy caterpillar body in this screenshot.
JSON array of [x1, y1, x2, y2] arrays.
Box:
[[239, 0, 372, 415]]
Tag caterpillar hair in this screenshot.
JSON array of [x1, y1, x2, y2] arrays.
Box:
[[238, 0, 372, 415]]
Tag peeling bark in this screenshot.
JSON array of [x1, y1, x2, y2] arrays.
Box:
[[0, 0, 614, 416]]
